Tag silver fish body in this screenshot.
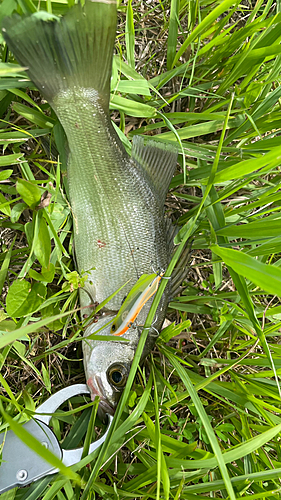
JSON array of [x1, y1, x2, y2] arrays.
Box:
[[2, 0, 178, 414], [55, 88, 170, 314]]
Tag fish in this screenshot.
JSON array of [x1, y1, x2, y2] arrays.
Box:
[[2, 0, 178, 416]]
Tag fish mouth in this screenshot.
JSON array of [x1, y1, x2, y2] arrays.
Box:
[[87, 376, 116, 418]]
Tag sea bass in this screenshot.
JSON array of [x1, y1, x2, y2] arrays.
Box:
[[2, 0, 178, 415]]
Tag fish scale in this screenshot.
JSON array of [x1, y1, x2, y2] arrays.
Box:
[[2, 0, 178, 414]]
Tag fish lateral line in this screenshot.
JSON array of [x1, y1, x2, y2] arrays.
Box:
[[111, 271, 165, 336]]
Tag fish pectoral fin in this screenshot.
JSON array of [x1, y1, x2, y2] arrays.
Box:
[[131, 135, 178, 208]]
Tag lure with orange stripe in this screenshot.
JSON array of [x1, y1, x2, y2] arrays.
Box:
[[110, 272, 163, 336]]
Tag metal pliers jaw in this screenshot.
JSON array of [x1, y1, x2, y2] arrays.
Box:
[[0, 384, 113, 494]]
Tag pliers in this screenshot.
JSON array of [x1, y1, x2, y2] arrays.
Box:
[[0, 384, 113, 493]]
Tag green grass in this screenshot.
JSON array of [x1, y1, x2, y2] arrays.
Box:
[[2, 0, 281, 498]]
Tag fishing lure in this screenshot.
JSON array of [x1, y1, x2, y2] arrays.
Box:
[[111, 272, 164, 336]]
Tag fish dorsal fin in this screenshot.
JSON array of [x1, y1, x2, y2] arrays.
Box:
[[132, 136, 178, 208], [165, 217, 193, 298]]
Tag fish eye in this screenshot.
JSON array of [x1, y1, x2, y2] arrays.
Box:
[[111, 323, 116, 332], [107, 364, 127, 388]]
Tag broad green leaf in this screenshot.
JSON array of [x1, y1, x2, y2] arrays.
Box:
[[0, 63, 27, 76], [83, 334, 129, 342], [110, 94, 156, 118], [6, 280, 47, 317], [0, 78, 30, 90], [24, 220, 34, 247], [154, 115, 244, 141], [0, 0, 17, 25], [0, 237, 15, 295], [244, 81, 263, 107], [16, 178, 42, 209], [8, 87, 43, 111], [113, 56, 145, 80], [214, 145, 281, 183], [0, 169, 13, 181], [28, 263, 55, 283], [167, 0, 179, 69], [113, 79, 151, 96], [13, 102, 55, 129], [217, 218, 281, 238], [10, 202, 27, 223], [211, 244, 281, 297], [33, 216, 51, 268], [0, 308, 79, 349], [0, 129, 50, 145], [0, 192, 11, 216], [247, 236, 281, 257], [0, 153, 23, 166]]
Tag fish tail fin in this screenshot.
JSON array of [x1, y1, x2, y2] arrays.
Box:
[[2, 1, 117, 108]]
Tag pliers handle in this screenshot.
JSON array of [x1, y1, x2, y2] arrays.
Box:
[[0, 384, 113, 493]]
